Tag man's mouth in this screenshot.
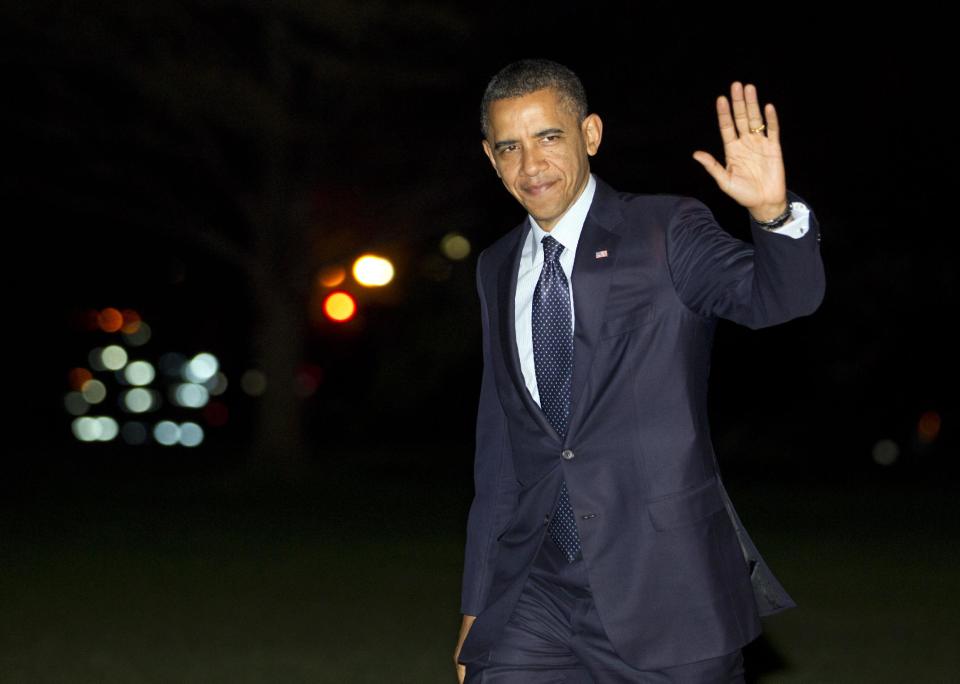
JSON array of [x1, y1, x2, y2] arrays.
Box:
[[522, 180, 557, 197]]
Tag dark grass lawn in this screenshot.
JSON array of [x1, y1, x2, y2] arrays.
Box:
[[2, 448, 958, 682]]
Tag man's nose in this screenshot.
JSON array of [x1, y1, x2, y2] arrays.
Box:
[[520, 146, 547, 177]]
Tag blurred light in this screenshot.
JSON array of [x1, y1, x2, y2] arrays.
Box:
[[64, 391, 90, 416], [203, 401, 229, 427], [318, 266, 346, 288], [352, 254, 394, 287], [205, 372, 228, 396], [324, 292, 356, 322], [81, 379, 107, 404], [68, 368, 93, 391], [124, 360, 156, 386], [872, 439, 899, 466], [918, 411, 941, 444], [101, 345, 128, 370], [98, 307, 124, 333], [72, 416, 101, 442], [123, 321, 152, 347], [441, 233, 471, 260], [241, 369, 267, 397], [120, 309, 141, 334], [121, 421, 148, 445], [185, 353, 219, 383], [178, 422, 204, 447], [123, 388, 156, 413], [153, 421, 180, 446], [174, 383, 209, 408], [159, 352, 186, 377], [96, 416, 119, 441], [88, 347, 106, 371]]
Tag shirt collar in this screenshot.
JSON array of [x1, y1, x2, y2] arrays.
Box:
[[528, 173, 597, 261]]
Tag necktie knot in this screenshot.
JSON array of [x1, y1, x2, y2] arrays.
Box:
[[541, 235, 564, 264]]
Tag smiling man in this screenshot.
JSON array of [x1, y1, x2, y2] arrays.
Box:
[[454, 59, 825, 683]]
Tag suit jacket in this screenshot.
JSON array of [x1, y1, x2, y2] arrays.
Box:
[[458, 176, 825, 670]]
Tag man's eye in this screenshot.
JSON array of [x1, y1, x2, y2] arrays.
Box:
[[542, 135, 560, 143]]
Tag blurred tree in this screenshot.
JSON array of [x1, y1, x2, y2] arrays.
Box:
[[4, 1, 482, 474]]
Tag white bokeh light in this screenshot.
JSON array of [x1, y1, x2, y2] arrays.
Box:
[[123, 388, 155, 413], [174, 383, 209, 408], [81, 379, 107, 404], [101, 345, 128, 371], [185, 353, 219, 383], [72, 416, 102, 442], [95, 416, 119, 441], [153, 421, 180, 446], [124, 360, 156, 386], [178, 422, 204, 447]]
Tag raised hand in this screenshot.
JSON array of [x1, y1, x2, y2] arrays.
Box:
[[692, 82, 788, 222]]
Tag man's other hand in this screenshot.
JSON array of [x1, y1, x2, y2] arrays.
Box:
[[453, 614, 477, 683]]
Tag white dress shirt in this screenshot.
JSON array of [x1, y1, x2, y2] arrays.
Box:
[[515, 173, 811, 406]]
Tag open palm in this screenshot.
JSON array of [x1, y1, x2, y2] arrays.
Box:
[[692, 82, 787, 218]]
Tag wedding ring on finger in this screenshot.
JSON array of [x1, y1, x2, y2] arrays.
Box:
[[749, 123, 766, 134]]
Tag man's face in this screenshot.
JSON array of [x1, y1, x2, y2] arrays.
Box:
[[482, 88, 602, 232]]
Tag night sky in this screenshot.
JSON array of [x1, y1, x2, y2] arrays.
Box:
[[6, 3, 954, 472]]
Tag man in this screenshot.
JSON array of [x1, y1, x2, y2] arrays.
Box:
[[454, 59, 824, 683]]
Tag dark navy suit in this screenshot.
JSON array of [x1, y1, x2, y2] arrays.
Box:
[[458, 177, 825, 673]]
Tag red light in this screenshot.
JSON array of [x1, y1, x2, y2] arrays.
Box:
[[68, 367, 93, 390], [98, 307, 123, 332], [324, 292, 356, 322]]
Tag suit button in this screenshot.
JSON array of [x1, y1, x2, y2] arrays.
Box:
[[561, 449, 575, 460]]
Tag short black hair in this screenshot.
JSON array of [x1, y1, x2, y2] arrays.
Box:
[[480, 59, 588, 139]]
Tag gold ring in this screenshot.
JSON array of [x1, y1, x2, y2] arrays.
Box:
[[749, 123, 766, 134]]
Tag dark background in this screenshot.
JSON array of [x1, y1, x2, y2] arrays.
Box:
[[2, 2, 957, 682]]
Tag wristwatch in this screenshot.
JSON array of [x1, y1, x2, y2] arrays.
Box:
[[750, 202, 794, 230]]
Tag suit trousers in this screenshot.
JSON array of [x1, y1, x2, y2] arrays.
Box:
[[465, 534, 746, 684]]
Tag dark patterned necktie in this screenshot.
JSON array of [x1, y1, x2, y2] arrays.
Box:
[[532, 234, 581, 563]]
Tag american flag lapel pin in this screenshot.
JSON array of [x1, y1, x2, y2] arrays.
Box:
[[595, 249, 608, 259]]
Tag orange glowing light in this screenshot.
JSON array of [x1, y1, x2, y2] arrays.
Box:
[[318, 266, 346, 288], [918, 411, 941, 443], [98, 307, 124, 332], [121, 309, 141, 333], [323, 292, 356, 322], [68, 367, 93, 391]]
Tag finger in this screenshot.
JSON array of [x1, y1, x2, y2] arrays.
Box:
[[744, 83, 765, 133], [692, 150, 726, 183], [729, 81, 750, 138], [715, 95, 737, 146], [764, 102, 781, 145]]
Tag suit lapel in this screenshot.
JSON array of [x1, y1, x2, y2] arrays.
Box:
[[566, 185, 623, 440], [496, 221, 562, 442]]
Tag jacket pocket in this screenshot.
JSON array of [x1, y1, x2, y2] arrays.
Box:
[[647, 475, 725, 531], [599, 303, 655, 339]]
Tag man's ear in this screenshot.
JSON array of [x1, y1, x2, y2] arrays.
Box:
[[481, 139, 501, 177], [582, 113, 603, 156]]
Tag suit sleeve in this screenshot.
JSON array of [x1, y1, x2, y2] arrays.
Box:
[[665, 189, 825, 329], [461, 249, 520, 616]]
